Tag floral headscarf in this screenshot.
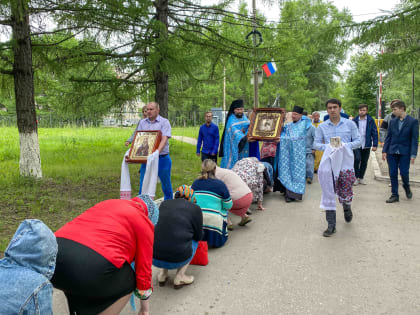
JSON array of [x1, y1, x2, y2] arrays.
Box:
[[131, 195, 159, 225], [175, 185, 196, 203]]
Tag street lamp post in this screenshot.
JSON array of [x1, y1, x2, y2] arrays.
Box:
[[252, 0, 259, 108]]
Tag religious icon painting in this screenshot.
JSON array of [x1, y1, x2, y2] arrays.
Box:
[[248, 108, 285, 141], [126, 130, 162, 163]]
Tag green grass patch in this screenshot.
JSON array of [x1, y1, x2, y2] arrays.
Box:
[[172, 125, 224, 139], [172, 126, 200, 139], [0, 127, 201, 254]]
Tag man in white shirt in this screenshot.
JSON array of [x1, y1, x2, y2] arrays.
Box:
[[352, 104, 378, 185]]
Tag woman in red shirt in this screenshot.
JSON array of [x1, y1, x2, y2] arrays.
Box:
[[51, 196, 157, 315]]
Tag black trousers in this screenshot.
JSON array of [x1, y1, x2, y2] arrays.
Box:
[[201, 152, 217, 162], [354, 148, 371, 179]]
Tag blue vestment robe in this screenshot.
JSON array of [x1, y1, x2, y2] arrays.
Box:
[[220, 115, 250, 169], [276, 116, 312, 195]]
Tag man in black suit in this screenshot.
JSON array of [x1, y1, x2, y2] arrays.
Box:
[[382, 100, 419, 203]]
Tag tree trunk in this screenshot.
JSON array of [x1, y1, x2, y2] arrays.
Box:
[[11, 0, 42, 178], [154, 0, 169, 118], [155, 71, 168, 118]]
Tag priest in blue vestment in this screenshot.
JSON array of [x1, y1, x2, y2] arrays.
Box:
[[274, 105, 312, 202], [220, 99, 259, 169]]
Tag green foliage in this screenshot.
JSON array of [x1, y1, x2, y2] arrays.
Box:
[[164, 0, 352, 116], [382, 64, 419, 115], [354, 1, 420, 68], [344, 52, 378, 117], [0, 0, 355, 121], [32, 34, 139, 119]]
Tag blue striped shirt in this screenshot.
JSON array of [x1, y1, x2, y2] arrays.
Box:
[[314, 117, 361, 151]]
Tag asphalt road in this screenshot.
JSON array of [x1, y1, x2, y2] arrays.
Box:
[[53, 162, 420, 315]]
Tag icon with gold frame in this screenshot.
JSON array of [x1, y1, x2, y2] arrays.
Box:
[[126, 130, 162, 163], [247, 108, 285, 141]]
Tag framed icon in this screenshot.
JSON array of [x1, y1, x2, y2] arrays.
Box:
[[248, 108, 285, 141], [126, 130, 162, 163]]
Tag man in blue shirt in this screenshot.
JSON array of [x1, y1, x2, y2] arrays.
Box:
[[196, 111, 220, 162], [314, 98, 361, 237], [382, 100, 419, 203]]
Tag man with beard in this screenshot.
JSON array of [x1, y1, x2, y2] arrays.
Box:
[[220, 99, 252, 169], [275, 106, 312, 202]]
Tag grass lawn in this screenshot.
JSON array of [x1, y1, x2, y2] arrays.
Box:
[[0, 127, 201, 254], [172, 125, 225, 139], [172, 126, 200, 139]]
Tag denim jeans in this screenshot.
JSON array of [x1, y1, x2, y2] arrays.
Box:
[[387, 153, 410, 197], [306, 153, 315, 180], [139, 154, 173, 200]]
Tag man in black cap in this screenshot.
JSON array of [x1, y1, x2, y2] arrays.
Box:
[[220, 99, 252, 169], [276, 105, 312, 202]]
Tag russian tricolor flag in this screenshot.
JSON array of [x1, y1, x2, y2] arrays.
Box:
[[262, 62, 277, 77]]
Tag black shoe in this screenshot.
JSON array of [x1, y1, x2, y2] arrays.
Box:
[[404, 186, 413, 199], [386, 195, 399, 203], [323, 226, 336, 237], [343, 204, 353, 223], [285, 197, 294, 203], [306, 177, 312, 184]]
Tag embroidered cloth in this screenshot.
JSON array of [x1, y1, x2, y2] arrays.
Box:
[[318, 144, 356, 211]]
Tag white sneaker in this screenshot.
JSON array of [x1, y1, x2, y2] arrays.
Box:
[[354, 178, 359, 186], [359, 178, 367, 185]]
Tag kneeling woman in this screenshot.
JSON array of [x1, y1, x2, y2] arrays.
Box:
[[51, 195, 158, 315], [192, 159, 233, 248], [153, 186, 203, 289]]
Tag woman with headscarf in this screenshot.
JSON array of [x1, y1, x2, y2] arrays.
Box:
[[51, 195, 158, 315], [153, 185, 203, 289], [192, 159, 233, 248], [232, 157, 267, 210]]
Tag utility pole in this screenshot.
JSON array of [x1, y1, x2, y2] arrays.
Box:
[[412, 67, 415, 116], [223, 65, 226, 112], [252, 0, 259, 108]]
